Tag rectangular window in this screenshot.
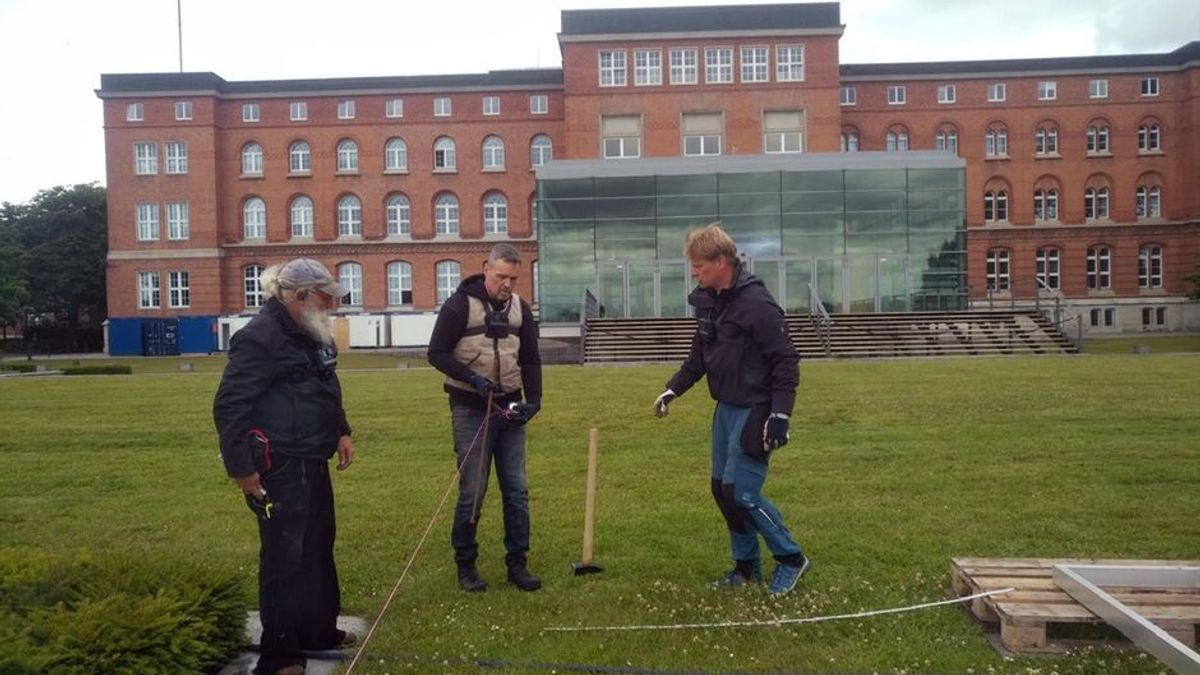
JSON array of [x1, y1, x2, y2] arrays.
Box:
[[126, 102, 144, 122], [337, 100, 356, 119], [1090, 308, 1116, 328], [530, 95, 548, 114], [385, 98, 403, 118], [634, 49, 663, 86], [775, 45, 804, 82], [987, 82, 1006, 102], [174, 101, 192, 121], [601, 114, 641, 159], [1089, 79, 1108, 98], [134, 142, 158, 175], [1037, 81, 1056, 101], [705, 47, 733, 83], [682, 112, 721, 157], [136, 203, 159, 241], [1141, 77, 1159, 96], [840, 86, 856, 106], [138, 271, 160, 309], [290, 101, 308, 121], [669, 48, 697, 84], [599, 50, 627, 87], [1142, 306, 1166, 330], [1139, 246, 1163, 288], [166, 202, 189, 240], [887, 85, 906, 105], [164, 142, 188, 174], [483, 96, 501, 115], [1086, 247, 1111, 290], [168, 271, 190, 308], [433, 97, 452, 116], [937, 84, 956, 104], [986, 250, 1010, 291], [242, 103, 260, 122], [1036, 248, 1060, 290], [740, 46, 769, 82], [763, 110, 803, 154]]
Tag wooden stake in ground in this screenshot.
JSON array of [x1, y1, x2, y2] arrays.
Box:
[[573, 427, 603, 575]]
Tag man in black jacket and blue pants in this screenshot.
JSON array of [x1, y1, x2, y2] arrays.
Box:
[[653, 223, 809, 595]]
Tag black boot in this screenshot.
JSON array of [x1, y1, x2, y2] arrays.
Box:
[[457, 561, 487, 592], [506, 559, 542, 592]]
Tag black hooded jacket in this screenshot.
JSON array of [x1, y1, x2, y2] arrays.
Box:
[[426, 273, 542, 410], [666, 261, 800, 414]]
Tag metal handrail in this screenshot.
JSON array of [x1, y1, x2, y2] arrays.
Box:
[[579, 289, 601, 365], [808, 283, 832, 356]]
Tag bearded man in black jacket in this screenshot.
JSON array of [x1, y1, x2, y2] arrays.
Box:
[[427, 243, 543, 593], [653, 224, 810, 596]]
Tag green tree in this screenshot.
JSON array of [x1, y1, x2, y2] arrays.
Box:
[[0, 204, 30, 340], [5, 184, 107, 350]]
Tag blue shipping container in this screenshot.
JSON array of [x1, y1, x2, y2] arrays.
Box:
[[142, 319, 181, 356], [178, 316, 217, 354], [108, 318, 143, 356]]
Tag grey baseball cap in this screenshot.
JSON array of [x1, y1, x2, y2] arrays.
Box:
[[277, 258, 348, 297]]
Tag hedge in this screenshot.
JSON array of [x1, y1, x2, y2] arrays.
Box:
[[0, 549, 247, 674], [60, 366, 133, 376], [0, 364, 37, 373]]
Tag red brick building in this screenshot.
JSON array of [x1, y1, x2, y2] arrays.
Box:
[[96, 2, 1199, 352]]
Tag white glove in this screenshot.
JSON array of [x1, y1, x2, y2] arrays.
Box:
[[653, 389, 677, 417]]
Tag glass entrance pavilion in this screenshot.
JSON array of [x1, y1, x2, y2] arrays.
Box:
[[535, 152, 966, 324]]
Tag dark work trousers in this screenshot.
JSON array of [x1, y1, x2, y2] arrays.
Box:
[[250, 455, 342, 675], [450, 404, 531, 566]]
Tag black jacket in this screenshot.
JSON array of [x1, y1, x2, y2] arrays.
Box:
[[666, 261, 800, 414], [213, 298, 351, 477], [427, 273, 542, 410]]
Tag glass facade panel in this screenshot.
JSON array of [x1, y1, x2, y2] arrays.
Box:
[[536, 160, 966, 321]]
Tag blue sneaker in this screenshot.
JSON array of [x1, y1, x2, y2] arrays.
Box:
[[768, 556, 811, 595], [712, 563, 763, 588]]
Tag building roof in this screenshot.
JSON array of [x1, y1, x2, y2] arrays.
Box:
[[841, 41, 1200, 79], [97, 69, 564, 98], [560, 2, 841, 36]]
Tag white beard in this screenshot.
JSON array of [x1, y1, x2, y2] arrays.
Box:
[[298, 306, 335, 345]]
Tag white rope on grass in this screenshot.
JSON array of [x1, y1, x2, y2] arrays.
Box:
[[543, 587, 1015, 633]]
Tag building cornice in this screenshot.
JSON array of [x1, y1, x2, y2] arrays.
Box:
[[558, 27, 844, 43], [108, 249, 222, 260]]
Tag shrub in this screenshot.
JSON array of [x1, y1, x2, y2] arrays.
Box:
[[60, 365, 133, 376], [0, 549, 247, 674], [0, 364, 37, 373]]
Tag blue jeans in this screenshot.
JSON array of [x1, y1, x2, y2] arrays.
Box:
[[711, 402, 803, 564], [450, 405, 530, 565]]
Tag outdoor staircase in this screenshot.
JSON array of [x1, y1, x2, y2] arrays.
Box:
[[582, 310, 1079, 363]]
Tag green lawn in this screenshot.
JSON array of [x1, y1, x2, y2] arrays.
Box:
[[1083, 334, 1200, 354], [1, 356, 1197, 673], [0, 351, 423, 374]]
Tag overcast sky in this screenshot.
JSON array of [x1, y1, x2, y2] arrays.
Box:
[[0, 0, 1195, 206]]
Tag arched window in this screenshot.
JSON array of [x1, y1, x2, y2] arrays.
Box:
[[241, 142, 263, 175], [934, 127, 958, 155], [338, 195, 362, 236], [1084, 187, 1109, 220], [1138, 123, 1161, 152], [243, 197, 266, 239], [289, 141, 311, 173], [436, 260, 461, 305], [244, 265, 265, 308], [1136, 185, 1162, 218], [483, 193, 508, 234], [434, 137, 456, 170], [984, 190, 1008, 222], [986, 248, 1010, 291], [885, 126, 908, 152], [840, 129, 859, 152], [1138, 244, 1163, 288], [1036, 247, 1060, 290], [1086, 124, 1110, 153], [482, 136, 505, 170], [435, 193, 459, 235], [1086, 246, 1111, 289], [1033, 189, 1058, 222], [530, 135, 553, 167], [387, 261, 413, 305], [985, 126, 1008, 157], [1035, 125, 1058, 155], [290, 195, 313, 237], [386, 194, 411, 235], [385, 138, 407, 171], [336, 139, 359, 172], [338, 262, 362, 306]]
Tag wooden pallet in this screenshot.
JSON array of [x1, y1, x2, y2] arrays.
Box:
[[951, 557, 1200, 653]]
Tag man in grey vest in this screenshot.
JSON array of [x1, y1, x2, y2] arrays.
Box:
[[427, 243, 543, 592]]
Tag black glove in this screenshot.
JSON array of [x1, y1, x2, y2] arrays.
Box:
[[763, 413, 789, 451], [469, 374, 499, 397], [505, 400, 541, 426]]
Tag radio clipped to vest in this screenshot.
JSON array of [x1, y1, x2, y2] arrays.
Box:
[[485, 301, 511, 339]]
